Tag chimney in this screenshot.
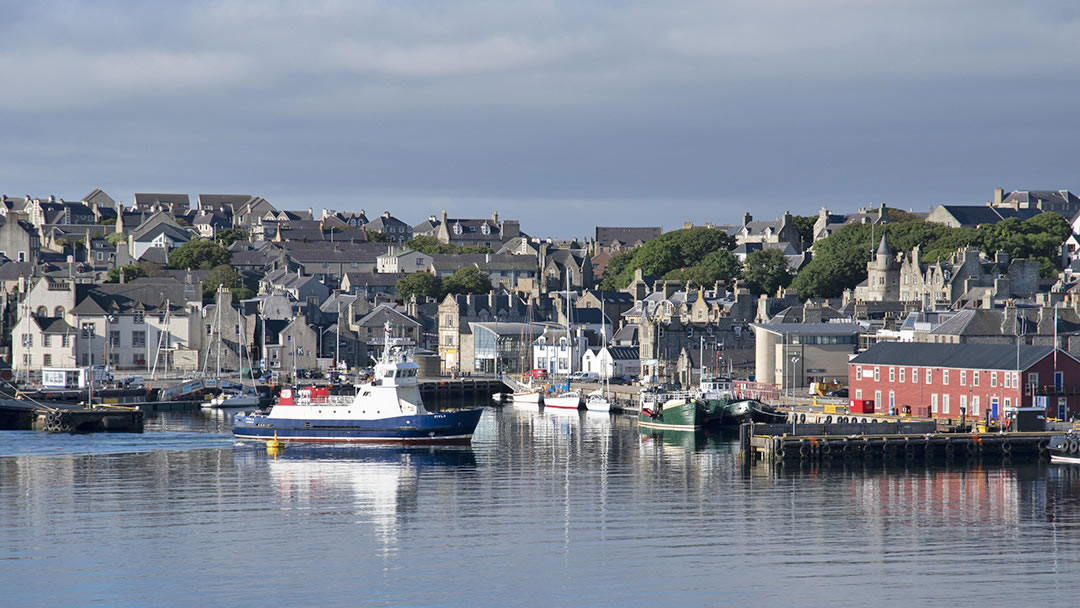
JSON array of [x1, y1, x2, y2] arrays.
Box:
[[993, 187, 1004, 205], [441, 210, 448, 224], [383, 211, 390, 219], [492, 210, 499, 223], [742, 212, 752, 226]]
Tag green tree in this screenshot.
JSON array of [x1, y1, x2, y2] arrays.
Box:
[[106, 232, 127, 246], [443, 266, 492, 295], [597, 227, 735, 289], [168, 239, 230, 270], [395, 272, 443, 301], [663, 249, 742, 287], [99, 217, 116, 226], [215, 228, 249, 248], [791, 215, 816, 249], [742, 249, 794, 295], [366, 229, 391, 243], [106, 264, 146, 283], [405, 235, 492, 255], [203, 264, 243, 299]]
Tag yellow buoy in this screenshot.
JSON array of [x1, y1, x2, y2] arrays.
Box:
[[266, 431, 285, 451]]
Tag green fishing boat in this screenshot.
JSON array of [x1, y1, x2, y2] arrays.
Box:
[[638, 393, 704, 430]]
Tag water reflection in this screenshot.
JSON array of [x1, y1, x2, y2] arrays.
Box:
[[6, 407, 1080, 606]]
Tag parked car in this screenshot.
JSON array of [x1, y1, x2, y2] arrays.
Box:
[[827, 388, 849, 398], [524, 368, 548, 380], [569, 371, 599, 382]]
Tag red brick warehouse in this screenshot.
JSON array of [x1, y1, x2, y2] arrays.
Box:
[[848, 343, 1080, 420]]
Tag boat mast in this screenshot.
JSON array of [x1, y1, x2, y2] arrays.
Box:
[[565, 271, 572, 380], [215, 284, 222, 382]]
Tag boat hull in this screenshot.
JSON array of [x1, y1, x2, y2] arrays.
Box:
[[704, 398, 786, 426], [544, 395, 581, 410], [638, 398, 703, 430], [232, 408, 484, 444], [512, 391, 542, 405]]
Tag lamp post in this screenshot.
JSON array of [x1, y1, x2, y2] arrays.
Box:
[[789, 353, 800, 400]]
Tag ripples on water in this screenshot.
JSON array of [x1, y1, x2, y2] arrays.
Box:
[[2, 403, 1080, 607]]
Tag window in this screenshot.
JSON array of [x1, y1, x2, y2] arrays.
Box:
[[943, 394, 950, 414], [1004, 397, 1011, 408], [132, 331, 146, 348], [43, 335, 51, 348], [912, 368, 918, 384], [133, 354, 146, 367], [899, 367, 905, 383], [110, 331, 120, 347], [21, 333, 32, 347], [109, 352, 119, 365], [1028, 372, 1039, 388], [1004, 373, 1011, 388], [874, 367, 880, 381], [960, 371, 966, 386], [81, 354, 89, 366], [875, 390, 881, 408], [943, 370, 949, 385], [54, 307, 64, 317], [62, 335, 70, 347], [931, 393, 938, 413], [972, 396, 980, 416], [22, 353, 30, 366], [1013, 372, 1019, 388], [889, 367, 895, 383], [991, 372, 997, 387], [134, 312, 144, 324], [926, 369, 932, 384], [43, 354, 51, 366], [856, 366, 862, 379], [960, 395, 967, 413], [855, 389, 863, 400], [973, 371, 979, 387]]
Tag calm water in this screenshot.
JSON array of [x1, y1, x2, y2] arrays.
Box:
[[2, 404, 1080, 607]]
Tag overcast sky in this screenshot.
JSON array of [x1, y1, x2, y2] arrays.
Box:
[[1, 1, 1078, 238]]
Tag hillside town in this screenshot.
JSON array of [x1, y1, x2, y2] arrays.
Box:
[[5, 186, 1080, 419]]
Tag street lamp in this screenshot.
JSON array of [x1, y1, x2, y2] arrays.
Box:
[[789, 353, 800, 399]]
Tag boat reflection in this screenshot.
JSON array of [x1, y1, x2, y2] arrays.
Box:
[[235, 445, 476, 548]]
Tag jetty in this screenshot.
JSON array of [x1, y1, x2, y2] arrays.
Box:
[[741, 419, 1055, 464], [0, 399, 144, 433]]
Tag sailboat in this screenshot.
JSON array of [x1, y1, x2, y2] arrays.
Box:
[[202, 287, 260, 408], [584, 305, 612, 413], [512, 298, 543, 405], [544, 274, 582, 410]]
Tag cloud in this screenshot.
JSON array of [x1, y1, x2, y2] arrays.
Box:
[[0, 1, 1078, 236]]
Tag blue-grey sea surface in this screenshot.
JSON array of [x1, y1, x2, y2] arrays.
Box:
[[1, 404, 1078, 607]]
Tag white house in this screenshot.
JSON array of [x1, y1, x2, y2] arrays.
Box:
[[376, 247, 432, 274], [531, 327, 590, 378], [581, 346, 641, 379]]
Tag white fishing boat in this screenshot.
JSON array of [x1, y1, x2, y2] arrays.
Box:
[[544, 390, 581, 410]]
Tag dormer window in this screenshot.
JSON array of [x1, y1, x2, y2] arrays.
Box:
[[481, 223, 491, 235], [453, 223, 463, 235]]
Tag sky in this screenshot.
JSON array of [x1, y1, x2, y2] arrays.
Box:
[[1, 1, 1078, 238]]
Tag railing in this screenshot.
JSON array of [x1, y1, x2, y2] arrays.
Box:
[[1028, 384, 1080, 396]]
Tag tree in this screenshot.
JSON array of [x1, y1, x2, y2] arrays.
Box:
[[405, 235, 492, 255], [664, 249, 742, 287], [203, 264, 243, 299], [106, 232, 127, 246], [168, 239, 230, 270], [99, 217, 116, 226], [396, 272, 443, 301], [443, 266, 492, 295], [366, 229, 390, 243], [215, 228, 249, 248], [106, 264, 146, 283], [742, 249, 794, 295], [597, 227, 735, 289], [791, 215, 816, 249]]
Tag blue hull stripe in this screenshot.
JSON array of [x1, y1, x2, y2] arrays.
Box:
[[233, 408, 483, 443]]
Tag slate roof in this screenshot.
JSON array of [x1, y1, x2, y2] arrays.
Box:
[[605, 345, 639, 360], [445, 218, 501, 241], [612, 324, 638, 344], [850, 341, 1068, 371], [34, 316, 75, 334], [570, 308, 611, 325], [1001, 190, 1078, 208], [751, 322, 864, 336], [935, 205, 1041, 227], [134, 193, 190, 210], [69, 280, 195, 315], [594, 226, 662, 248], [343, 271, 402, 288], [355, 304, 420, 328]]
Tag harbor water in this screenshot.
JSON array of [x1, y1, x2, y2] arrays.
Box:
[[2, 403, 1080, 607]]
